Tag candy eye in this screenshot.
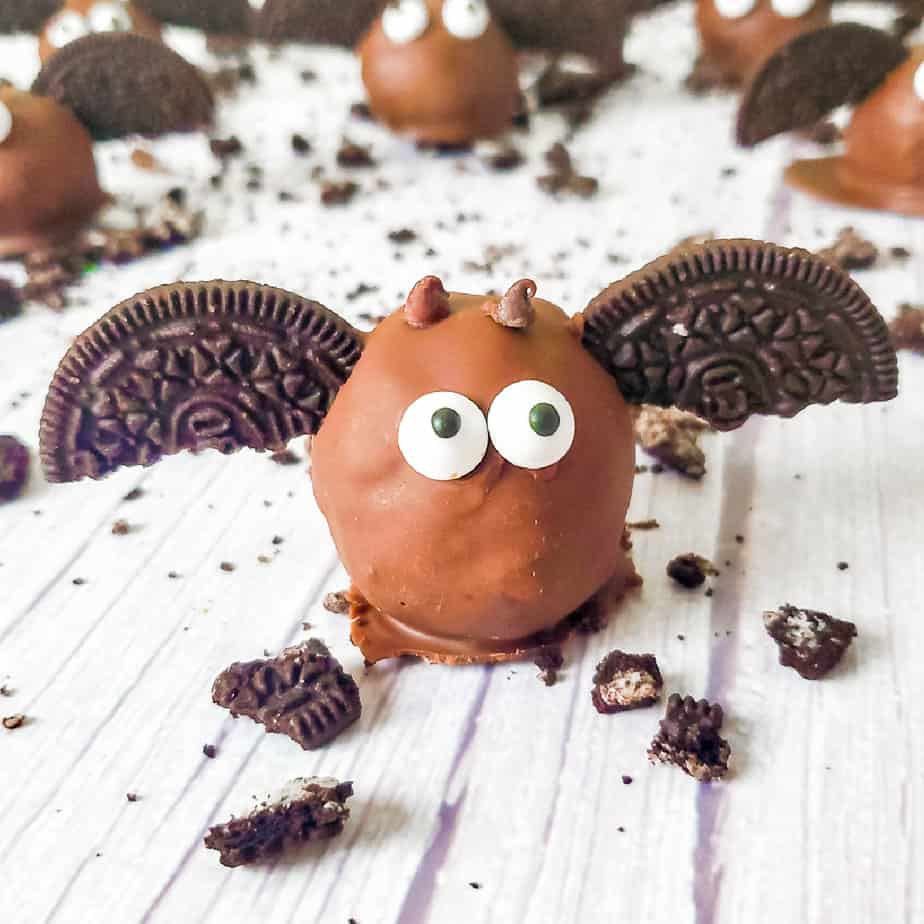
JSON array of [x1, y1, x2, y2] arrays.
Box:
[[442, 0, 490, 39], [88, 3, 134, 32], [488, 381, 575, 470], [398, 391, 488, 481], [770, 0, 814, 17], [47, 11, 90, 48], [914, 61, 924, 102], [381, 0, 430, 44], [0, 101, 12, 145], [713, 0, 757, 16]]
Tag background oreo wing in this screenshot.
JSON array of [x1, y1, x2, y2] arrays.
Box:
[[0, 0, 60, 33], [32, 32, 214, 139], [255, 0, 382, 46], [581, 240, 898, 431], [736, 23, 907, 147], [39, 282, 365, 483], [136, 0, 252, 33]]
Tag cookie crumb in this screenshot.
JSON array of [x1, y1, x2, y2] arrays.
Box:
[[0, 435, 30, 503], [320, 180, 359, 207], [890, 303, 924, 354], [621, 775, 633, 785], [291, 133, 312, 155], [388, 228, 417, 244], [537, 143, 598, 198], [818, 227, 878, 270], [203, 744, 217, 759], [837, 561, 849, 571], [323, 591, 351, 615], [209, 136, 243, 159], [592, 651, 662, 713], [534, 646, 564, 686], [648, 694, 730, 782], [764, 604, 857, 679], [220, 562, 236, 573], [627, 519, 660, 531], [667, 554, 717, 589], [469, 882, 482, 890], [123, 487, 144, 502], [3, 714, 26, 730], [111, 519, 131, 536], [270, 449, 300, 466], [337, 139, 376, 169], [632, 406, 710, 479], [126, 793, 139, 802]]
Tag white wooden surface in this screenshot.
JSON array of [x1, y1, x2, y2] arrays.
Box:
[[1, 7, 923, 923]]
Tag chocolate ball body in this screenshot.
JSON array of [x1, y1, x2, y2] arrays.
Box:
[[40, 0, 162, 62], [357, 0, 520, 144], [0, 88, 105, 257], [311, 294, 636, 652]]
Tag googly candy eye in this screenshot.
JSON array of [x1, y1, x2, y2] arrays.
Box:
[[88, 3, 134, 32], [47, 11, 91, 49], [770, 0, 815, 17], [0, 101, 12, 145], [714, 0, 757, 17], [442, 0, 491, 39], [382, 0, 430, 44], [398, 391, 488, 480], [488, 381, 575, 470]]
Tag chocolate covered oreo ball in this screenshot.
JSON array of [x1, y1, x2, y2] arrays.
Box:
[[357, 0, 520, 145], [0, 86, 104, 257], [40, 0, 162, 63]]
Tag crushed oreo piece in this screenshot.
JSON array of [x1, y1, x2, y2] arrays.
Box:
[[667, 554, 717, 589], [336, 139, 376, 169], [534, 646, 564, 686], [891, 246, 911, 260], [320, 180, 359, 207], [212, 640, 361, 750], [0, 436, 30, 503], [126, 792, 139, 802], [270, 449, 300, 466], [764, 604, 857, 679], [592, 651, 662, 714], [210, 136, 243, 159], [111, 519, 131, 536], [818, 227, 879, 270], [220, 562, 236, 573], [890, 304, 924, 354], [203, 743, 217, 759], [204, 777, 353, 868], [648, 694, 730, 782], [3, 714, 26, 730], [627, 519, 660, 531], [632, 406, 710, 479], [388, 229, 417, 244], [323, 591, 351, 615], [537, 143, 598, 198], [291, 133, 312, 155]]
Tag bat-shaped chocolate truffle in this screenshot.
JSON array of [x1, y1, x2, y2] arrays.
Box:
[[39, 0, 162, 63], [38, 242, 897, 664], [737, 23, 921, 216], [0, 34, 212, 256]]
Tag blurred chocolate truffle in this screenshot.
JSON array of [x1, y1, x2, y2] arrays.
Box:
[[40, 0, 162, 63]]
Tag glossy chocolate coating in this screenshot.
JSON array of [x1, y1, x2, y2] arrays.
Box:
[[0, 87, 104, 257], [40, 0, 162, 63], [310, 292, 637, 663], [696, 0, 831, 85], [357, 0, 520, 144], [786, 49, 924, 215]]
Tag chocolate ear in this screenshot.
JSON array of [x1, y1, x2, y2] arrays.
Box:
[[32, 32, 214, 140], [736, 23, 907, 147], [255, 0, 382, 46], [39, 281, 365, 483], [135, 0, 252, 33], [580, 240, 898, 431]]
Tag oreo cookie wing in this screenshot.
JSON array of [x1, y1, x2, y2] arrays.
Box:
[[0, 0, 60, 33], [32, 32, 214, 139], [135, 0, 253, 33], [39, 281, 365, 483], [579, 240, 898, 431], [736, 23, 907, 147], [255, 0, 382, 46]]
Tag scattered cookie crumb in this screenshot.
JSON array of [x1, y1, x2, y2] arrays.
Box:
[[323, 591, 351, 615], [469, 882, 482, 890], [763, 604, 857, 679], [203, 744, 217, 759], [534, 646, 564, 686], [209, 136, 243, 159], [667, 554, 717, 589], [220, 562, 236, 573], [270, 449, 300, 466], [537, 143, 598, 198], [818, 227, 878, 270], [648, 694, 730, 782], [388, 228, 417, 244], [320, 180, 359, 207], [126, 793, 139, 803], [123, 487, 144, 502], [627, 519, 660, 531], [592, 651, 662, 713], [0, 435, 30, 503], [632, 406, 710, 479], [621, 775, 633, 785], [837, 561, 849, 571], [3, 714, 26, 730], [890, 303, 924, 354], [111, 519, 131, 536], [337, 139, 376, 169]]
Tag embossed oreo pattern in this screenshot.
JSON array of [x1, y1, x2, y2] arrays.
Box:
[[581, 240, 898, 431], [39, 281, 364, 483]]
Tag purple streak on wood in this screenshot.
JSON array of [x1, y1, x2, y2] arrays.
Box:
[[395, 668, 492, 924]]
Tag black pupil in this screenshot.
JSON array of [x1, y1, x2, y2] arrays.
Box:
[[529, 402, 560, 437], [431, 407, 462, 439]]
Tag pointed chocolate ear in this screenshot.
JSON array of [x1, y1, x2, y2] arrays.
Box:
[[32, 32, 214, 140], [737, 23, 907, 147], [134, 0, 252, 33], [255, 0, 382, 46], [579, 240, 898, 432], [39, 281, 365, 483]]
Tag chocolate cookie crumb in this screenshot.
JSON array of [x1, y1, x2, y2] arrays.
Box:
[[220, 562, 236, 573], [890, 304, 924, 354], [336, 139, 376, 168], [632, 406, 710, 479], [534, 646, 564, 686], [890, 246, 911, 260], [818, 227, 879, 270], [320, 180, 359, 206], [111, 519, 131, 536], [0, 435, 30, 503], [72, 577, 86, 586], [323, 591, 351, 615], [291, 133, 312, 155], [204, 777, 353, 868], [0, 685, 12, 697], [3, 714, 26, 730], [123, 488, 144, 502], [212, 640, 361, 750], [537, 143, 598, 198], [210, 136, 243, 159], [469, 882, 482, 890], [648, 694, 730, 782], [764, 604, 857, 679], [592, 651, 663, 714], [667, 554, 717, 589], [270, 449, 300, 466], [621, 775, 633, 785], [627, 519, 660, 531], [203, 744, 217, 759], [837, 561, 849, 571], [126, 792, 139, 802], [388, 229, 417, 244]]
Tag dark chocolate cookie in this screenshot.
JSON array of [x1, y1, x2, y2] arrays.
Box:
[[764, 604, 857, 679], [648, 694, 730, 782], [0, 0, 60, 33], [136, 0, 252, 33], [204, 777, 353, 867], [32, 32, 214, 139], [581, 240, 898, 431], [255, 0, 381, 46], [212, 640, 361, 750], [39, 281, 364, 483], [736, 24, 907, 147]]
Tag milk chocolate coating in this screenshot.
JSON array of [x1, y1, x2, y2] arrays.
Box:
[[696, 0, 831, 85], [40, 0, 162, 63], [0, 87, 104, 258], [358, 0, 520, 144], [786, 49, 924, 215], [310, 293, 638, 660]]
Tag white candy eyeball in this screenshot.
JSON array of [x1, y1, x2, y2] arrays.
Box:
[[381, 0, 430, 45], [88, 3, 134, 32], [0, 101, 12, 145], [713, 0, 756, 16], [442, 0, 490, 39], [914, 61, 924, 103], [398, 391, 488, 481], [770, 0, 815, 17], [487, 381, 575, 471], [46, 11, 90, 49]]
